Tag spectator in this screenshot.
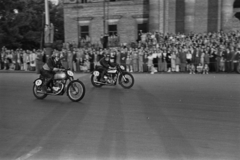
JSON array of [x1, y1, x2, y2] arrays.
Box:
[[152, 50, 158, 74], [11, 50, 16, 70], [179, 47, 187, 72], [189, 64, 196, 74], [224, 48, 232, 73], [72, 50, 77, 72], [186, 49, 192, 72], [171, 50, 176, 72], [143, 50, 149, 72], [147, 52, 154, 74], [209, 48, 217, 72], [84, 51, 90, 72], [126, 50, 133, 72], [230, 47, 237, 72], [114, 48, 120, 65], [175, 51, 180, 72], [120, 49, 127, 69], [67, 50, 73, 71], [132, 49, 138, 72], [196, 63, 203, 74], [89, 50, 95, 72], [219, 50, 225, 72], [29, 51, 36, 71], [203, 63, 209, 74], [36, 50, 44, 74], [157, 49, 162, 72]]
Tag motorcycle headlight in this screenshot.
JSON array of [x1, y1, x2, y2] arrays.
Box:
[[67, 70, 74, 76], [120, 65, 125, 70]]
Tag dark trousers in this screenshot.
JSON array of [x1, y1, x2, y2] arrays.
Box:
[[90, 62, 95, 72], [0, 61, 4, 69], [209, 61, 216, 72], [40, 68, 54, 88], [100, 67, 107, 80], [233, 62, 239, 72], [225, 61, 232, 72]]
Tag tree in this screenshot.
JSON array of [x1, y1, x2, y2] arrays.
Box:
[[0, 0, 27, 49], [0, 0, 64, 50]]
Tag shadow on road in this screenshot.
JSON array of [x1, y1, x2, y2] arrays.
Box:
[[96, 88, 127, 160], [3, 87, 97, 160], [136, 85, 200, 160]]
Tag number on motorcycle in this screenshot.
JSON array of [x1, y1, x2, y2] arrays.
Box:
[[35, 79, 42, 86], [93, 71, 100, 76]]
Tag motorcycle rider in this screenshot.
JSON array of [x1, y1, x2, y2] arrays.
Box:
[[99, 53, 116, 82], [40, 51, 64, 93]]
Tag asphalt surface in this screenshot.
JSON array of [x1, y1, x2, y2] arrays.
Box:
[[0, 72, 239, 160]]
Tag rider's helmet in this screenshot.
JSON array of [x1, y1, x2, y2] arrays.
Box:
[[52, 51, 61, 61], [105, 53, 110, 61]]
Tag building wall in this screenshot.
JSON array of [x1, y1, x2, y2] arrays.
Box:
[[64, 7, 78, 43], [64, 0, 148, 44], [63, 0, 239, 45], [208, 0, 221, 32], [194, 0, 208, 33], [168, 0, 176, 34]]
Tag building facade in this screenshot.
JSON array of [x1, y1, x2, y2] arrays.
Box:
[[63, 0, 240, 46]]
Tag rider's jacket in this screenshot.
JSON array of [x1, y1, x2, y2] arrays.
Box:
[[42, 57, 62, 71], [99, 57, 111, 68]]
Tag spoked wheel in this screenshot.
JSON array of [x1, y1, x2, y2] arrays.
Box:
[[91, 75, 103, 88], [32, 84, 48, 100], [119, 73, 134, 89], [67, 80, 85, 102]]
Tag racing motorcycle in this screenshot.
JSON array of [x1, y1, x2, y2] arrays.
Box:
[[91, 64, 134, 89], [33, 69, 85, 102]]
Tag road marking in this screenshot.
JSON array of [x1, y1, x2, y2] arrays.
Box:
[[16, 146, 42, 160]]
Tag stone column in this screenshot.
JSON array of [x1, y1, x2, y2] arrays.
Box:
[[149, 0, 164, 33], [164, 0, 169, 33], [184, 0, 196, 33], [221, 0, 234, 31]]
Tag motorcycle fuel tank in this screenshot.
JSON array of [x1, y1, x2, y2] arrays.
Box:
[[107, 70, 117, 74], [54, 72, 67, 79]]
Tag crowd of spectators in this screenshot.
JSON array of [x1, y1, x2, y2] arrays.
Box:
[[1, 30, 240, 74], [0, 47, 44, 73]]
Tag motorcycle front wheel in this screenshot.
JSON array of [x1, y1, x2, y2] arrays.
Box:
[[119, 72, 134, 89], [67, 80, 85, 102], [32, 84, 48, 100]]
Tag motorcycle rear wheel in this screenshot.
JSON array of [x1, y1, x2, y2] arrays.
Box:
[[32, 84, 48, 99], [91, 75, 103, 87]]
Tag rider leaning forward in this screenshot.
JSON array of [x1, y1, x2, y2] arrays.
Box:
[[40, 52, 63, 93], [98, 48, 117, 82]]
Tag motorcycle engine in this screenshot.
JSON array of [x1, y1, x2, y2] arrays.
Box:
[[106, 74, 117, 84], [53, 80, 64, 92]]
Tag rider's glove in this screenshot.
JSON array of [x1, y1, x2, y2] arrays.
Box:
[[53, 68, 62, 71]]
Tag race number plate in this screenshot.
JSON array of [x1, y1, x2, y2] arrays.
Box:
[[35, 79, 42, 86], [93, 71, 100, 76]]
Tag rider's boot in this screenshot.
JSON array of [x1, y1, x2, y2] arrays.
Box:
[[42, 79, 50, 94], [100, 71, 106, 82], [41, 85, 48, 94], [100, 76, 105, 82]]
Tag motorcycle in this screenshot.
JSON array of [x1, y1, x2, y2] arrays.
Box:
[[91, 64, 134, 89], [33, 69, 85, 102]]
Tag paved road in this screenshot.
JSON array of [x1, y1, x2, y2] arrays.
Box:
[[0, 72, 239, 160]]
